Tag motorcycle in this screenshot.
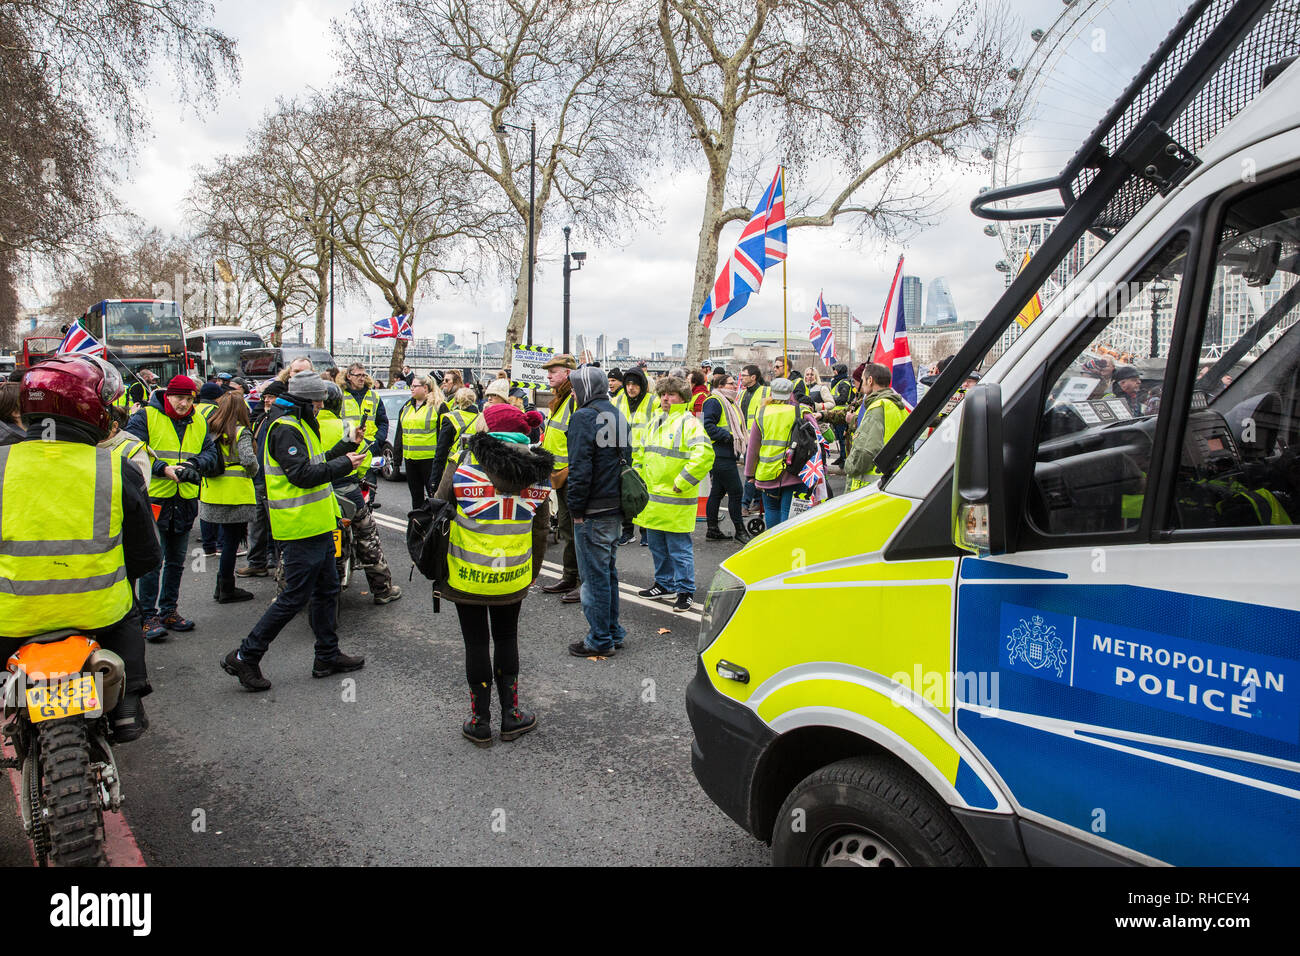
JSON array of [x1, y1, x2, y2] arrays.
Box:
[[0, 630, 126, 866]]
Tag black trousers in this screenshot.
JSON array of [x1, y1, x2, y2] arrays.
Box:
[[0, 610, 149, 696], [554, 491, 579, 582], [239, 532, 340, 663], [455, 602, 521, 686], [706, 458, 744, 530], [405, 456, 436, 510]]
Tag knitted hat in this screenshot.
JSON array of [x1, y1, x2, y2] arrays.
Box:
[[164, 375, 199, 396], [770, 377, 795, 400], [287, 370, 329, 401], [484, 378, 512, 401], [607, 368, 625, 383], [483, 402, 529, 434], [198, 382, 224, 402], [262, 379, 287, 399]]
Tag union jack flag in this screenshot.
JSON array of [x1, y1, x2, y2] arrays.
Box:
[[809, 291, 836, 364], [698, 166, 787, 327], [365, 314, 414, 340], [57, 320, 106, 357], [453, 460, 547, 521], [871, 255, 918, 411], [799, 445, 825, 489]]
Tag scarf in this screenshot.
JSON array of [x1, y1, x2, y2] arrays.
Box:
[[709, 389, 749, 457]]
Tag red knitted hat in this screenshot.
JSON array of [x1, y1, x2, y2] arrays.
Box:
[[483, 402, 528, 434], [164, 375, 199, 396]]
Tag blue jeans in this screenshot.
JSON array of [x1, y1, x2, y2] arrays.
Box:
[[574, 514, 626, 653], [239, 532, 340, 663], [762, 486, 796, 529], [646, 528, 695, 596], [137, 524, 191, 617], [742, 478, 760, 509], [200, 518, 219, 552]]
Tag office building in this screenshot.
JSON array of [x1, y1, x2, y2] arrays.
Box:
[[924, 277, 958, 325], [901, 275, 923, 329]]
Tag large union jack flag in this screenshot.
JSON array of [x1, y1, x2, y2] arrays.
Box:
[[365, 314, 414, 340], [871, 256, 918, 411], [698, 166, 787, 327], [57, 319, 106, 357], [453, 460, 548, 521], [809, 291, 836, 364]]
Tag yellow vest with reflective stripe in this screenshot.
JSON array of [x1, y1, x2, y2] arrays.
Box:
[[201, 425, 255, 506], [145, 404, 207, 500], [447, 449, 550, 597], [197, 402, 219, 422], [0, 442, 134, 638], [754, 402, 796, 482], [341, 388, 379, 476], [400, 400, 440, 460], [847, 395, 907, 492], [445, 407, 479, 458], [614, 391, 655, 450], [263, 415, 339, 540], [743, 385, 771, 432], [318, 409, 345, 458], [542, 393, 575, 468], [634, 405, 715, 533]]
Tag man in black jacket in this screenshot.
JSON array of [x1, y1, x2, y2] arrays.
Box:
[[237, 379, 285, 578], [700, 372, 750, 544], [565, 366, 630, 656]]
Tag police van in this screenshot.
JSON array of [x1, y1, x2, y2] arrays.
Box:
[[688, 0, 1300, 866]]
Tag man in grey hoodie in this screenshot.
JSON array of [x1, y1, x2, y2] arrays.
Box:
[[565, 366, 632, 656]]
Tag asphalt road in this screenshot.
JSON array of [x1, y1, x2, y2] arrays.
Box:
[[102, 481, 784, 866]]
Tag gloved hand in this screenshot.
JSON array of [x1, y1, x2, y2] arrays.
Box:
[[176, 465, 201, 484]]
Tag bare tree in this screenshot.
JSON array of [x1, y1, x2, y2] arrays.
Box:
[[335, 0, 653, 352], [265, 94, 507, 380], [0, 0, 238, 343], [649, 0, 1015, 363]]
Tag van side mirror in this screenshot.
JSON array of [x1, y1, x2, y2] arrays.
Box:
[[952, 382, 1007, 555]]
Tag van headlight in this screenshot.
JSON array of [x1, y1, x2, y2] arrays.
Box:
[[699, 568, 745, 654]]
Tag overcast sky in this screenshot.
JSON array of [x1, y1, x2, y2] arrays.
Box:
[[97, 0, 1188, 357]]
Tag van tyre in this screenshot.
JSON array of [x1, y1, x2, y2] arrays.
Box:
[[37, 720, 106, 867], [772, 756, 979, 867]]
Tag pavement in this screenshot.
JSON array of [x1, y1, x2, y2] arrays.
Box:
[[4, 479, 808, 866]]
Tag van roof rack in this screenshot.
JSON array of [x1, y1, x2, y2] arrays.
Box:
[[878, 0, 1297, 477]]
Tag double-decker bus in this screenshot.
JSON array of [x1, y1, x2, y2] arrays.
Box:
[[80, 299, 187, 387], [185, 326, 265, 379]]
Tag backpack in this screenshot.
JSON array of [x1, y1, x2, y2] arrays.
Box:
[[405, 452, 465, 611], [785, 416, 822, 475]]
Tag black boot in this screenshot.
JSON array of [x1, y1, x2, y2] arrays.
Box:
[[705, 524, 728, 541], [216, 576, 255, 604], [463, 681, 493, 747], [496, 672, 537, 742]]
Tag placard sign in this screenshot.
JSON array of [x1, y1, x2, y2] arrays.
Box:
[[510, 344, 554, 389]]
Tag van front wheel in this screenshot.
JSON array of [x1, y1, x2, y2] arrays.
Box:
[[772, 756, 979, 867]]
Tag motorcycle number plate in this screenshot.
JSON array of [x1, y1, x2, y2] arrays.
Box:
[[25, 675, 101, 723], [333, 529, 343, 558]]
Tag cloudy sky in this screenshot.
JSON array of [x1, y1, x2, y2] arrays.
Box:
[[104, 0, 1189, 358]]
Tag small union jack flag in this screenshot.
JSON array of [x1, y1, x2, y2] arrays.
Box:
[[365, 314, 414, 340], [453, 460, 548, 521], [698, 166, 787, 327], [809, 291, 836, 364], [57, 320, 106, 357], [799, 446, 825, 489]]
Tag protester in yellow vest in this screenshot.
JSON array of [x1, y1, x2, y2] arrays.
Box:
[[198, 392, 260, 605], [539, 353, 582, 600], [743, 378, 804, 528], [123, 375, 222, 643], [433, 402, 553, 746], [845, 363, 907, 492], [431, 387, 480, 489], [338, 363, 387, 479], [613, 366, 654, 544], [1, 354, 161, 742], [633, 376, 715, 613], [394, 375, 447, 509], [221, 372, 367, 693]]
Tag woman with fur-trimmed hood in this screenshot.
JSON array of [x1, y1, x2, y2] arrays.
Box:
[[432, 402, 553, 748]]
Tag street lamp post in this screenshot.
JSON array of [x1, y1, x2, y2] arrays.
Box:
[[496, 121, 536, 346], [472, 330, 483, 382], [562, 226, 585, 356], [328, 212, 335, 356], [1149, 279, 1170, 359]]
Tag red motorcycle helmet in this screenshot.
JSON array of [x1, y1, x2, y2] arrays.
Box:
[[20, 354, 124, 438]]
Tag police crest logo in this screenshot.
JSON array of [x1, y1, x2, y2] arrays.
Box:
[[1007, 615, 1068, 678]]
